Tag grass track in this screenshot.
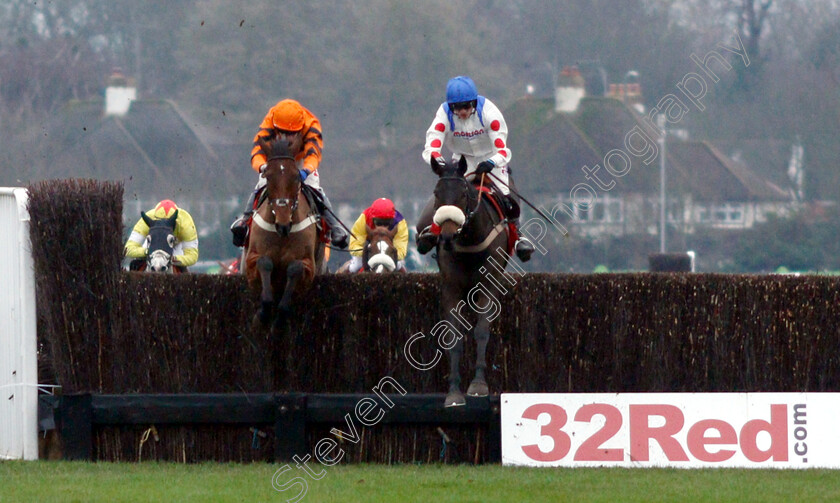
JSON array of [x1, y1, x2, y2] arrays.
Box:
[[2, 461, 840, 502]]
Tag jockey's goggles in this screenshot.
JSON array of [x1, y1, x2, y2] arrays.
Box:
[[450, 100, 476, 111], [372, 217, 393, 228]]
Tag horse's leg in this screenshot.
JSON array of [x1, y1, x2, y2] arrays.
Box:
[[256, 256, 274, 326], [443, 289, 466, 407], [467, 315, 490, 397], [277, 260, 305, 318], [276, 260, 307, 388], [444, 333, 466, 407]]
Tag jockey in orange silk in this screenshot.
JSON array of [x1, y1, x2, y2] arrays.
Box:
[[230, 99, 349, 249]]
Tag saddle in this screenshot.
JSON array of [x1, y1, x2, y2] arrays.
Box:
[[471, 180, 518, 256], [301, 186, 331, 244]]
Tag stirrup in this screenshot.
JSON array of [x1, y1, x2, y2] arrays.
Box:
[[514, 237, 534, 262]]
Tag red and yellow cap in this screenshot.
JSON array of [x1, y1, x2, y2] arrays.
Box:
[[152, 199, 178, 219], [369, 198, 395, 219]]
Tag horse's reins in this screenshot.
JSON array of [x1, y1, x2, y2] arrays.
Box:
[[486, 172, 568, 236]]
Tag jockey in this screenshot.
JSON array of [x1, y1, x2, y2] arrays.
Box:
[[347, 197, 409, 273], [417, 76, 534, 262], [124, 199, 199, 270], [230, 99, 349, 249]]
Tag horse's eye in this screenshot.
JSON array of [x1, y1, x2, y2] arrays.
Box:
[[167, 235, 176, 247]]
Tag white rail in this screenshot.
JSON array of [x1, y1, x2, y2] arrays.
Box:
[[0, 188, 38, 460]]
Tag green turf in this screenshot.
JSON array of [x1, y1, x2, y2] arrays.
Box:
[[1, 461, 839, 502]]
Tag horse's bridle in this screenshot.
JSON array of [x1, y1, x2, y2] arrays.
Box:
[[438, 175, 482, 232], [265, 154, 301, 218]]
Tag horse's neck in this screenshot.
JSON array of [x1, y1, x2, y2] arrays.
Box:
[[458, 196, 499, 243]]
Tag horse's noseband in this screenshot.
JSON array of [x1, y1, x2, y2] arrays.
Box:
[[265, 161, 302, 222], [269, 196, 299, 213], [436, 176, 479, 233], [147, 249, 172, 272]]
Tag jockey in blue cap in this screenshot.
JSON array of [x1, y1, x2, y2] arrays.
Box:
[[417, 76, 534, 262]]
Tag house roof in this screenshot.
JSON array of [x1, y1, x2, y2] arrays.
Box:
[[714, 139, 797, 195], [31, 99, 247, 199], [328, 95, 793, 210], [667, 141, 789, 202], [509, 96, 791, 203]]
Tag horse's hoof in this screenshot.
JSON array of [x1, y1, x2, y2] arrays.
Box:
[[467, 379, 489, 397], [444, 391, 466, 408]]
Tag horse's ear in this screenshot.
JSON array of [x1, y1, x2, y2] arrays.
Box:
[[457, 156, 468, 177], [167, 209, 179, 228], [257, 136, 269, 155], [388, 225, 398, 239], [141, 211, 153, 227], [431, 156, 444, 176]]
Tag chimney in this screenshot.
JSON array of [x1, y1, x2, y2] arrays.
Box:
[[607, 71, 645, 114], [623, 70, 645, 114], [554, 66, 585, 113], [105, 68, 136, 117]]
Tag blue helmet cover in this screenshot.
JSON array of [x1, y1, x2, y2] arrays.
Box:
[[446, 76, 478, 104]]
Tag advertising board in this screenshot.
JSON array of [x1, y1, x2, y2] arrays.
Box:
[[501, 393, 837, 468]]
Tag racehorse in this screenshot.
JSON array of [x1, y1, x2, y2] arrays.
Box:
[[429, 156, 513, 407], [363, 224, 400, 273], [134, 211, 185, 273], [244, 135, 326, 327]]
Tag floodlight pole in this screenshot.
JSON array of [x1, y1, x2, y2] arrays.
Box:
[[657, 114, 667, 254]]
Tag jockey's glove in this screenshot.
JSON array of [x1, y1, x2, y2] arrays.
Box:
[[432, 152, 446, 167], [259, 163, 267, 174], [476, 159, 495, 175], [299, 169, 308, 182]]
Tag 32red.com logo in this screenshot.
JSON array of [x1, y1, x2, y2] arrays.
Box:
[[501, 394, 826, 468]]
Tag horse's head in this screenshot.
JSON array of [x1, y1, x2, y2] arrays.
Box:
[[141, 210, 178, 273], [258, 135, 302, 237], [431, 155, 474, 251], [364, 224, 399, 273]]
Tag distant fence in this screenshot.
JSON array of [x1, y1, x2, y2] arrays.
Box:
[[27, 179, 840, 462]]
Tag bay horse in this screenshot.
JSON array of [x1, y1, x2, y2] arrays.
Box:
[[244, 136, 326, 326], [336, 224, 401, 273], [429, 156, 513, 407], [362, 224, 400, 273], [131, 211, 186, 273]]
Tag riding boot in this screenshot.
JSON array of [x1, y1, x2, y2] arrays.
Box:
[[503, 194, 534, 262], [415, 196, 438, 255], [315, 192, 349, 249], [511, 218, 534, 262], [230, 190, 257, 247]]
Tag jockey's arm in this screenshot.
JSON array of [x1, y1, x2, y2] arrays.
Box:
[[394, 219, 409, 261], [421, 105, 449, 165], [173, 211, 200, 267], [482, 99, 512, 168], [300, 116, 323, 174], [348, 213, 367, 257], [124, 218, 150, 259]]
